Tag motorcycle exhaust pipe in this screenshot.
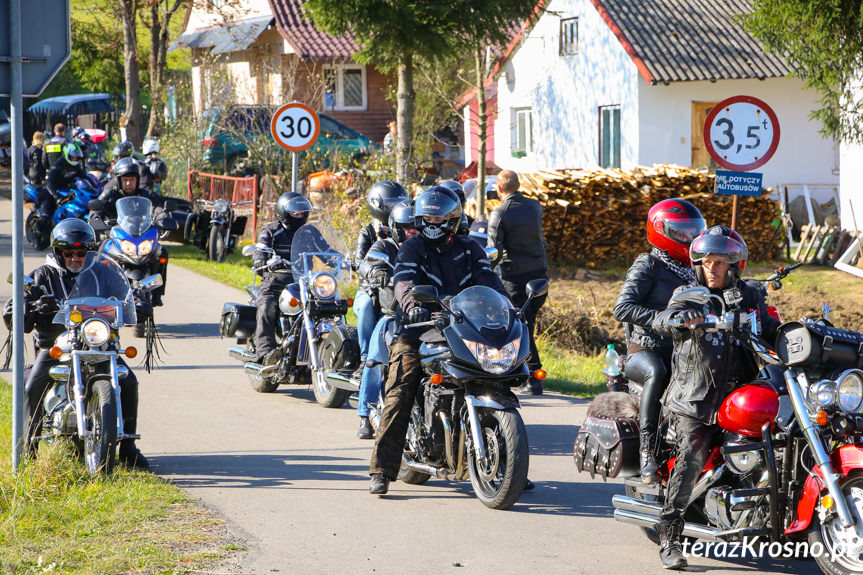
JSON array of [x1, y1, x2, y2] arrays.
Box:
[[440, 412, 455, 471], [244, 362, 277, 377], [612, 494, 661, 516], [229, 345, 255, 362], [613, 509, 726, 541], [326, 371, 357, 391]]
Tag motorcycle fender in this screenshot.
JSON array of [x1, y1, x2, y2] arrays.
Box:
[[211, 216, 227, 226], [784, 444, 863, 534], [464, 392, 520, 410]]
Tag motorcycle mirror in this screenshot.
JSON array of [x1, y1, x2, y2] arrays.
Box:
[[525, 278, 549, 299], [7, 272, 35, 291], [138, 274, 164, 293], [483, 245, 498, 262], [241, 245, 257, 257], [88, 199, 104, 211], [411, 285, 440, 304], [669, 286, 712, 306], [365, 251, 392, 268]]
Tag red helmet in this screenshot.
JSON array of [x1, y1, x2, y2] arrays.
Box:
[[646, 199, 706, 264], [690, 225, 748, 285]]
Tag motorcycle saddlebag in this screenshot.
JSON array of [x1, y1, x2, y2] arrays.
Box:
[[775, 320, 863, 369], [220, 302, 256, 340], [320, 325, 361, 372], [230, 215, 248, 237], [573, 416, 640, 481]]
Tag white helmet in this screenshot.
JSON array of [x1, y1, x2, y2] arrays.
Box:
[[142, 138, 160, 156]]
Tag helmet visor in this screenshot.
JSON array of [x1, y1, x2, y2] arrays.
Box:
[[285, 196, 313, 216], [414, 193, 461, 220], [690, 233, 748, 264], [663, 218, 706, 245]]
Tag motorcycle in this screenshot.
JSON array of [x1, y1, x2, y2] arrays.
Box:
[[578, 285, 863, 575], [224, 224, 359, 407], [186, 198, 251, 262], [98, 196, 172, 339], [22, 269, 162, 474], [395, 278, 548, 509], [24, 174, 102, 251]]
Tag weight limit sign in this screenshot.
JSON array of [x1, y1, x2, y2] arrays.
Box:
[[703, 95, 780, 172], [271, 102, 320, 152]]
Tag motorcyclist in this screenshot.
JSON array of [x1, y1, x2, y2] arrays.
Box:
[[438, 179, 473, 234], [368, 186, 510, 495], [253, 192, 312, 366], [651, 225, 779, 569], [101, 141, 137, 198], [3, 219, 148, 468], [40, 141, 88, 231], [612, 199, 706, 482], [72, 127, 106, 173], [91, 158, 168, 306], [44, 123, 68, 166], [353, 181, 409, 387], [355, 199, 416, 439], [140, 139, 168, 194]]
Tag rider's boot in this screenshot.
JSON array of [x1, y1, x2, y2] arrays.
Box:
[[658, 518, 688, 570], [640, 429, 659, 483], [357, 416, 374, 439]]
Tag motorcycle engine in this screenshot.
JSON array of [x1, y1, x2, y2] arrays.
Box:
[[422, 384, 447, 459], [704, 486, 748, 529]]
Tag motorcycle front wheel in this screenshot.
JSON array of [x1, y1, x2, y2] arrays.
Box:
[[807, 473, 863, 575], [209, 224, 227, 262], [312, 368, 350, 408], [467, 407, 529, 510], [83, 379, 117, 474]]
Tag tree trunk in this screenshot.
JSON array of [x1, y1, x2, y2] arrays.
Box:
[[474, 45, 487, 219], [145, 2, 163, 139], [396, 52, 414, 186], [120, 0, 142, 148]]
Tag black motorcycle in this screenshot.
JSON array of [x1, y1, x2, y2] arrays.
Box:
[[186, 198, 251, 262], [395, 279, 548, 509]]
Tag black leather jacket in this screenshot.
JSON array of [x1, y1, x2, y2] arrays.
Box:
[[393, 235, 509, 316], [653, 280, 780, 423], [254, 220, 296, 285], [613, 252, 690, 357], [487, 192, 547, 278], [45, 156, 87, 196], [359, 237, 400, 313], [355, 222, 384, 261]]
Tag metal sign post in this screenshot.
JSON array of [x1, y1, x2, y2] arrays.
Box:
[[1, 0, 71, 471], [270, 102, 320, 197]]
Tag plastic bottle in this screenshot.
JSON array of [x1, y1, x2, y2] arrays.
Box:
[[604, 344, 620, 376]]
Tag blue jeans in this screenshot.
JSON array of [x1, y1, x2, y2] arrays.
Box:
[[354, 289, 377, 361], [357, 316, 391, 417]]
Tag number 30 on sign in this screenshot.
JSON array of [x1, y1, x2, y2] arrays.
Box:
[[271, 102, 320, 152], [703, 95, 780, 172]]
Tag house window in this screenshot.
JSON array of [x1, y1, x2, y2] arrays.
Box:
[[323, 65, 367, 111], [560, 17, 578, 56], [599, 105, 621, 168], [511, 108, 533, 158]]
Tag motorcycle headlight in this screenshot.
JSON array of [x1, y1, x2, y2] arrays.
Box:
[[120, 240, 137, 257], [213, 199, 228, 213], [82, 319, 110, 346], [808, 379, 837, 408], [312, 273, 337, 299], [138, 240, 154, 256], [837, 370, 863, 413], [464, 337, 520, 375]]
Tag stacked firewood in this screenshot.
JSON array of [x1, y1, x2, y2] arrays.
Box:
[[466, 165, 780, 264]]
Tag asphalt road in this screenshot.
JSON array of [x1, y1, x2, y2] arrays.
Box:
[[0, 194, 820, 575]]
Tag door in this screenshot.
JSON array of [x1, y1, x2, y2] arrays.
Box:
[[691, 102, 719, 169]]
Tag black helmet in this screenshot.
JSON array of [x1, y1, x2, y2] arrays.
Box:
[[366, 180, 408, 224], [113, 157, 140, 193], [438, 180, 466, 206], [146, 158, 168, 182], [276, 192, 313, 230], [414, 186, 462, 246], [112, 141, 134, 159], [50, 219, 97, 261], [690, 225, 749, 287], [388, 199, 416, 246]]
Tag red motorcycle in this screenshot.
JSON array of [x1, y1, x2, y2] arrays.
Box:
[[576, 285, 863, 575]]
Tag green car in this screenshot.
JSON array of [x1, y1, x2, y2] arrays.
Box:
[[201, 105, 377, 173]]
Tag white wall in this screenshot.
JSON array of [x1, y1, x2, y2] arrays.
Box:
[[187, 0, 272, 29], [839, 144, 863, 232], [494, 0, 640, 171], [638, 76, 838, 190]]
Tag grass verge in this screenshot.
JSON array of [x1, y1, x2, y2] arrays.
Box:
[[0, 379, 243, 574]]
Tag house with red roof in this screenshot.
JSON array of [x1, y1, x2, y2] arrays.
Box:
[[170, 0, 393, 142], [461, 0, 839, 194]]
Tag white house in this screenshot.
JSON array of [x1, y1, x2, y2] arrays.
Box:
[[464, 0, 839, 196]]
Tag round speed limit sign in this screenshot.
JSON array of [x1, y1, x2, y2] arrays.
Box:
[[271, 102, 320, 152], [703, 95, 780, 171]]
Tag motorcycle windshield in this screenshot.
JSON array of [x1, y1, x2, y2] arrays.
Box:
[[116, 196, 153, 236], [451, 286, 513, 336], [54, 256, 136, 326], [290, 224, 347, 280]]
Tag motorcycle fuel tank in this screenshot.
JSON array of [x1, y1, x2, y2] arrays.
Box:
[[717, 384, 779, 438]]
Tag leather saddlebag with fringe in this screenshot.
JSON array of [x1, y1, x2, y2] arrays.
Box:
[[573, 416, 640, 481]]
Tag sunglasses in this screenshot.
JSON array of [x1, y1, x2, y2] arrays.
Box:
[[62, 250, 88, 258]]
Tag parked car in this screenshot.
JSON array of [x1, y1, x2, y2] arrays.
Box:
[[201, 105, 377, 173]]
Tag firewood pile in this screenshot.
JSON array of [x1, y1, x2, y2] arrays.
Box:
[[467, 165, 780, 265]]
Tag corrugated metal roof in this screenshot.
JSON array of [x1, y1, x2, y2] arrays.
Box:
[[169, 15, 274, 54], [268, 0, 359, 60], [591, 0, 793, 84]]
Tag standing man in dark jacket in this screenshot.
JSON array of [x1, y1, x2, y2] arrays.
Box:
[[43, 123, 68, 166], [487, 170, 548, 395], [651, 226, 779, 569], [253, 192, 312, 366], [613, 199, 706, 481], [368, 186, 510, 495]]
